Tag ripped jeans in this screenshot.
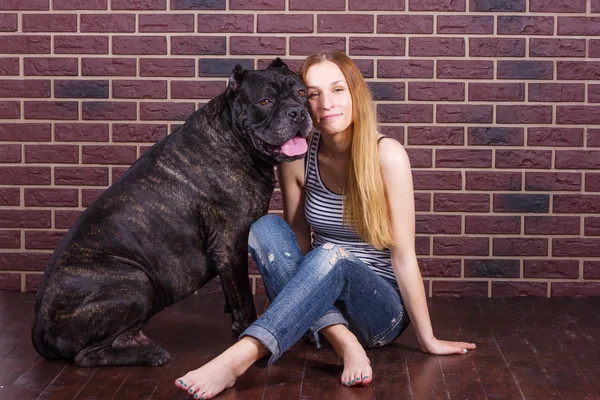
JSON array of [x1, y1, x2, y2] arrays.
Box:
[[240, 215, 410, 367]]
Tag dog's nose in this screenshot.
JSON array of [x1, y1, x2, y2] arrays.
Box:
[[288, 107, 306, 122]]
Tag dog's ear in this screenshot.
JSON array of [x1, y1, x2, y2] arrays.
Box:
[[227, 64, 246, 95], [267, 57, 288, 70]]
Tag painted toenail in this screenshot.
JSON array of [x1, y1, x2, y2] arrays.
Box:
[[183, 383, 187, 387], [189, 389, 193, 393], [363, 375, 368, 379], [194, 395, 199, 399], [178, 379, 183, 384]]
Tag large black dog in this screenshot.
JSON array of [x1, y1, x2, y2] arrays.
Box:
[[32, 59, 312, 367]]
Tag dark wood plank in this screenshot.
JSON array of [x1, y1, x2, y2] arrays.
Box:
[[74, 366, 133, 399], [262, 342, 307, 400], [37, 364, 98, 400]]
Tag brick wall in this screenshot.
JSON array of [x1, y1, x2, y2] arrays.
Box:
[[1, 0, 599, 297]]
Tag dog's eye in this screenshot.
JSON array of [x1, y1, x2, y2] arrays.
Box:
[[298, 89, 306, 97], [259, 99, 270, 105]]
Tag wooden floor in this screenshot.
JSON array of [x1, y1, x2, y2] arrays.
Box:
[[0, 292, 598, 400]]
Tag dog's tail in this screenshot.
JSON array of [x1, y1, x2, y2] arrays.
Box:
[[31, 318, 62, 360]]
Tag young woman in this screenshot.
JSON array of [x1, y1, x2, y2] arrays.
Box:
[[175, 50, 475, 399]]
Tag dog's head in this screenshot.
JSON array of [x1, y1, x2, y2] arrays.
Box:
[[226, 59, 312, 164]]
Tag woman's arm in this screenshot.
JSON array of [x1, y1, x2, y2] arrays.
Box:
[[379, 139, 476, 355], [277, 158, 312, 255]]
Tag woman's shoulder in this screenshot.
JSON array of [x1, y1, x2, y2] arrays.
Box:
[[376, 135, 410, 170]]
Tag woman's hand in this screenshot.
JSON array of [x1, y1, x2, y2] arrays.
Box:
[[419, 337, 476, 356]]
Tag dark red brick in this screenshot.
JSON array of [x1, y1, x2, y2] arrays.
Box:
[[140, 13, 193, 32], [0, 79, 50, 98], [437, 15, 493, 34], [25, 188, 78, 207], [524, 260, 579, 279], [557, 106, 600, 125], [113, 36, 167, 55], [198, 58, 254, 77], [494, 194, 550, 213], [552, 283, 600, 297], [465, 172, 522, 191], [530, 39, 586, 58], [198, 14, 254, 33], [469, 83, 524, 102], [81, 13, 136, 32], [0, 57, 19, 75], [171, 80, 225, 99], [140, 102, 194, 121], [0, 123, 51, 142], [289, 0, 343, 10], [434, 237, 489, 256], [25, 231, 66, 250], [497, 105, 553, 124], [82, 188, 106, 206], [26, 274, 43, 291], [433, 281, 488, 297], [554, 195, 600, 213], [418, 259, 461, 278], [55, 35, 108, 54], [553, 239, 600, 257], [378, 104, 433, 123], [468, 127, 524, 146], [555, 151, 600, 169], [0, 253, 50, 271], [350, 37, 405, 56], [318, 14, 372, 33], [0, 35, 50, 54], [368, 82, 405, 101], [231, 36, 286, 55], [436, 149, 491, 168], [140, 58, 195, 77], [170, 0, 224, 9], [350, 0, 404, 10], [55, 210, 82, 229], [55, 80, 109, 98], [55, 123, 109, 142], [25, 145, 78, 163], [0, 13, 17, 32], [173, 35, 228, 55], [1, 0, 49, 9], [0, 231, 19, 249], [530, 0, 586, 12], [525, 216, 580, 235], [492, 282, 547, 297], [589, 129, 600, 147], [378, 60, 433, 78], [55, 167, 108, 186], [434, 193, 490, 212], [111, 0, 166, 9], [590, 85, 600, 103], [558, 17, 600, 36], [408, 82, 464, 101], [24, 101, 78, 120], [498, 61, 553, 80], [0, 210, 50, 228], [470, 38, 525, 57], [414, 193, 431, 211], [470, 0, 525, 11], [584, 261, 600, 279], [557, 61, 600, 80], [113, 80, 167, 99], [593, 0, 600, 12], [23, 13, 77, 32], [437, 60, 493, 79], [585, 217, 600, 236], [54, 0, 107, 9], [587, 173, 600, 192], [437, 105, 492, 123], [113, 124, 167, 142], [409, 37, 464, 57], [82, 145, 136, 164], [410, 0, 465, 11], [0, 101, 20, 119], [231, 0, 283, 9], [465, 259, 519, 278], [525, 172, 581, 191], [82, 57, 136, 76], [82, 101, 136, 120], [0, 167, 50, 185], [528, 127, 583, 147], [413, 171, 461, 190], [377, 15, 432, 34], [465, 216, 520, 234], [408, 126, 463, 145], [493, 238, 548, 256], [498, 16, 553, 35], [416, 215, 461, 234], [378, 126, 404, 143], [0, 188, 19, 206]]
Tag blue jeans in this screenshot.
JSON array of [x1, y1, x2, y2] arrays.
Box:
[[241, 215, 410, 367]]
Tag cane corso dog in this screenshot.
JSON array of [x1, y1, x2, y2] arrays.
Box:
[[32, 59, 312, 367]]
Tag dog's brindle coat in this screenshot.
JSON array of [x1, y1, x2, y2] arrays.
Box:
[[32, 59, 312, 367]]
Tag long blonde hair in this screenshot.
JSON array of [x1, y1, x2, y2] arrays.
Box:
[[299, 50, 394, 250]]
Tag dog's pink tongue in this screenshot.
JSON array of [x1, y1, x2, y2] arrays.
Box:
[[280, 137, 308, 156]]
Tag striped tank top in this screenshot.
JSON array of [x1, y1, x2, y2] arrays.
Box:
[[304, 131, 395, 282]]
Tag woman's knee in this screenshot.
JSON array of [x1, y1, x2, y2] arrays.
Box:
[[307, 243, 353, 276], [249, 215, 288, 250]]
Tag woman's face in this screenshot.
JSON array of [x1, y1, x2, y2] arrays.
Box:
[[304, 60, 354, 136]]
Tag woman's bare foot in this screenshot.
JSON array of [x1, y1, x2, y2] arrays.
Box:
[[320, 324, 373, 387], [174, 337, 268, 399]]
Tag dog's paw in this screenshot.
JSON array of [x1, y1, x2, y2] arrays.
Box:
[[144, 345, 172, 366]]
